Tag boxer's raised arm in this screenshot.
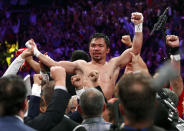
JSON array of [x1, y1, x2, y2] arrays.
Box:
[[113, 12, 143, 68], [35, 52, 79, 74], [25, 39, 79, 74]]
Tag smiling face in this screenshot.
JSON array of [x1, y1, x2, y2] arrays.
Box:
[[89, 38, 110, 62]]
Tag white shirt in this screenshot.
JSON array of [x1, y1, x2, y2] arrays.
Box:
[[15, 115, 24, 123], [3, 55, 25, 77]]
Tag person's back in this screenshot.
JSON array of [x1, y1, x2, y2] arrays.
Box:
[[0, 75, 36, 131]]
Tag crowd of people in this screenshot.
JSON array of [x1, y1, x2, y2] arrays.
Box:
[[0, 0, 184, 76], [0, 0, 184, 131]]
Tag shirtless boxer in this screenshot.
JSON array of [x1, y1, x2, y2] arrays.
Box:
[[26, 12, 143, 100]]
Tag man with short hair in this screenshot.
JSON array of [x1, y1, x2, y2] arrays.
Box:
[[26, 70, 86, 131], [26, 12, 143, 100], [116, 73, 166, 131], [24, 66, 71, 131], [78, 88, 111, 131], [0, 75, 36, 131]]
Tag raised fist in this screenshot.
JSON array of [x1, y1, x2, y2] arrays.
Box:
[[21, 48, 34, 59], [131, 12, 143, 25], [88, 70, 99, 82], [121, 35, 132, 47], [25, 39, 37, 49], [87, 70, 99, 88], [50, 66, 66, 86], [166, 35, 179, 48], [71, 75, 83, 90], [33, 74, 42, 85]]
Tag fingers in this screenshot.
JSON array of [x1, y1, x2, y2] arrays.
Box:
[[71, 75, 81, 84], [166, 35, 179, 47], [88, 70, 99, 82], [38, 75, 43, 80], [131, 19, 143, 25], [166, 35, 178, 41], [71, 74, 83, 89], [131, 12, 143, 20], [25, 39, 37, 51], [121, 35, 132, 46], [131, 12, 143, 25], [29, 39, 36, 46], [131, 19, 143, 24], [21, 48, 34, 59]]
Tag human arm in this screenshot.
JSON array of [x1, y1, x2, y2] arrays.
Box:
[[25, 39, 78, 74], [27, 74, 42, 119], [3, 49, 33, 77], [25, 66, 71, 131], [71, 74, 85, 98], [26, 56, 40, 73], [124, 53, 150, 75], [71, 74, 83, 90], [71, 70, 99, 89], [121, 35, 132, 47], [121, 35, 149, 74], [88, 70, 99, 88], [167, 35, 183, 97], [113, 12, 143, 68], [170, 60, 183, 97]]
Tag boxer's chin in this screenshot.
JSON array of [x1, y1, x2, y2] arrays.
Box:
[[92, 55, 102, 61]]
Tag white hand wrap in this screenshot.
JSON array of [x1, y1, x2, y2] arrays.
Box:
[[32, 84, 41, 97], [132, 12, 144, 32], [25, 41, 41, 57], [33, 47, 41, 57], [170, 54, 181, 61], [135, 23, 143, 32], [25, 41, 32, 49]]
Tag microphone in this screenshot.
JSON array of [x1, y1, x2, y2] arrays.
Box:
[[150, 7, 169, 36]]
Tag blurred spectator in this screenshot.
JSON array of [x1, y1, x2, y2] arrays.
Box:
[[115, 73, 166, 131]]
